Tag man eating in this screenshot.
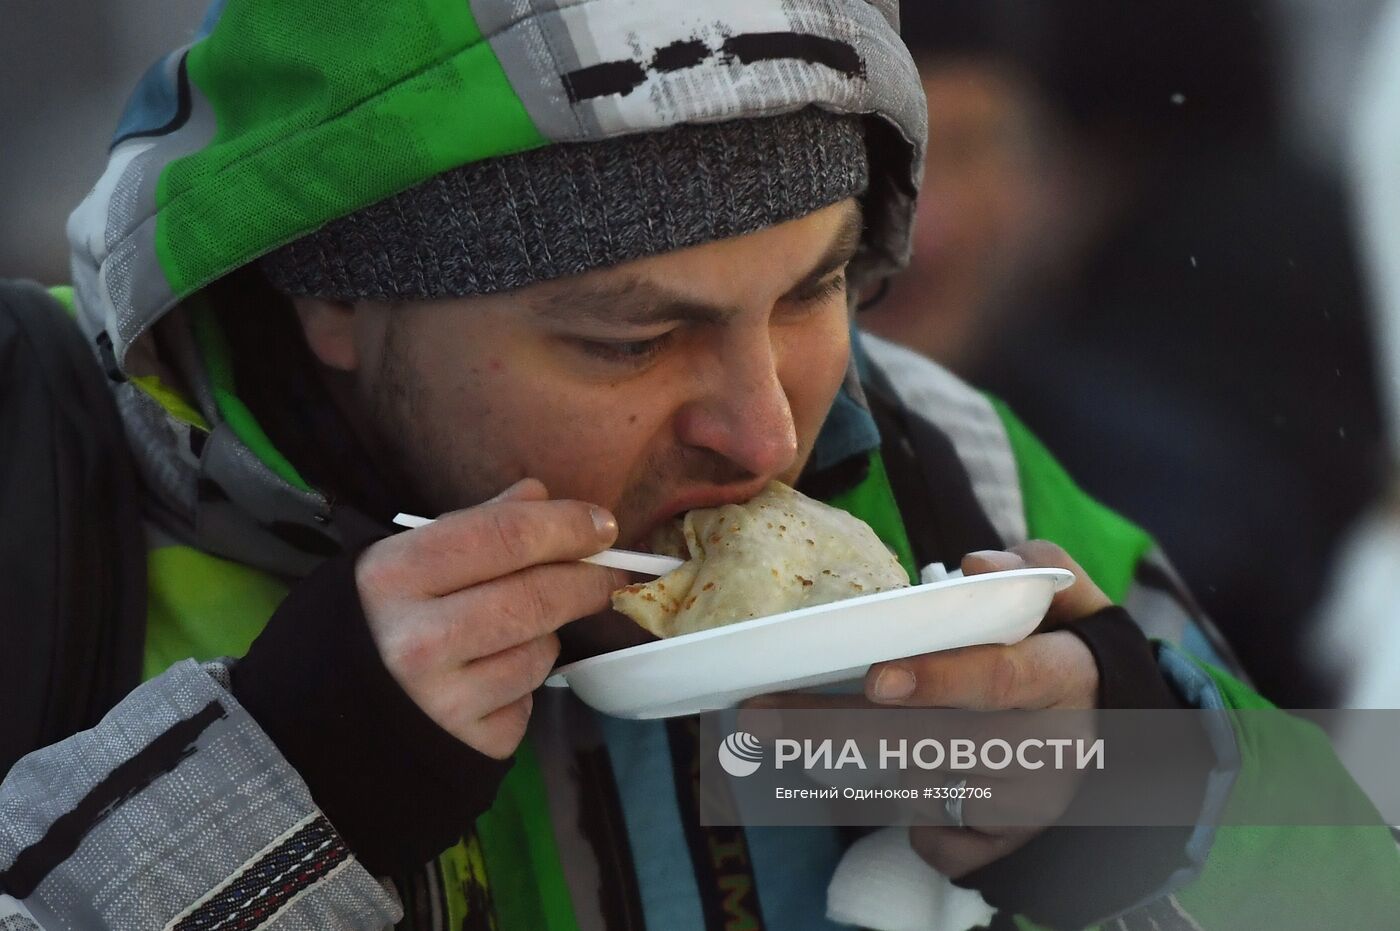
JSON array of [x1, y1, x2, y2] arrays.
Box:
[[1, 1, 1397, 928]]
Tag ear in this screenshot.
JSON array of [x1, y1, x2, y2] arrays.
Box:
[[292, 296, 360, 372]]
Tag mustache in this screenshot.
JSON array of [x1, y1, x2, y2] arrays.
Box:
[[617, 446, 761, 541], [656, 445, 761, 488]]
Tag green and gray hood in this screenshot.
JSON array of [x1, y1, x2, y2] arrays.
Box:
[[66, 0, 926, 575]]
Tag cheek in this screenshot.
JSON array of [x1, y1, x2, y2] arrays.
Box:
[[780, 312, 851, 435], [481, 368, 675, 506]]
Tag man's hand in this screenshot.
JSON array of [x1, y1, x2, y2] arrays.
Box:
[[866, 543, 1105, 711], [872, 541, 1106, 877], [355, 478, 627, 760], [745, 541, 1110, 877]]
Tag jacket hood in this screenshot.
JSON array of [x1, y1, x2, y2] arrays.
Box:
[[65, 0, 926, 577], [68, 0, 926, 373]]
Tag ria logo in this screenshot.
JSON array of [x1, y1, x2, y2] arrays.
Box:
[[718, 732, 765, 777]]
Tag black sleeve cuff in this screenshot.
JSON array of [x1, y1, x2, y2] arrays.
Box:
[[230, 548, 514, 876], [1068, 606, 1191, 711], [953, 607, 1213, 929]]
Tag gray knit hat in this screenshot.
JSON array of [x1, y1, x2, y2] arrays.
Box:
[[260, 107, 869, 300]]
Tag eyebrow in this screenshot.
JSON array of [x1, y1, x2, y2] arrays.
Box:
[[531, 201, 864, 327]]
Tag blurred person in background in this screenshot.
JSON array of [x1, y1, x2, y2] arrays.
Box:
[[865, 0, 1389, 706], [0, 2, 193, 283], [1315, 0, 1400, 714]]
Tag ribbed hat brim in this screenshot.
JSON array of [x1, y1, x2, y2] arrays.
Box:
[[260, 107, 869, 300]]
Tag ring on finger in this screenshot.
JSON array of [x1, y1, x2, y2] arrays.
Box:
[[943, 777, 968, 829]]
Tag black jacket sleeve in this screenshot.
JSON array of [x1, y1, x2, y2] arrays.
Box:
[[230, 548, 513, 876]]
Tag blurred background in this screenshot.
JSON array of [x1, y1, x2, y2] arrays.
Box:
[[2, 1, 1397, 710]]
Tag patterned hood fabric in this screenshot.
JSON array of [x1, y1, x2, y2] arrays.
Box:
[[66, 0, 927, 575]]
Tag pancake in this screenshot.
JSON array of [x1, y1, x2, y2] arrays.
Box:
[[612, 481, 909, 638]]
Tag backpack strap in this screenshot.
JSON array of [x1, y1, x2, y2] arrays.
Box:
[[0, 280, 146, 776]]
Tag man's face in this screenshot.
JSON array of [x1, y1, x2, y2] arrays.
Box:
[[298, 198, 860, 550]]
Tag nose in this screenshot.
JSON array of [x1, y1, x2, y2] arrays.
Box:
[[673, 330, 799, 479]]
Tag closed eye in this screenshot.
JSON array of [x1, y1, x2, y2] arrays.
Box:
[[571, 332, 675, 365], [788, 272, 847, 306]]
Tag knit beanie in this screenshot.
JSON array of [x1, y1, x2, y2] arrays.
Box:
[[260, 107, 868, 300]]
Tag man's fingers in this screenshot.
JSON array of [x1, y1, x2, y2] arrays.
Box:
[[488, 477, 549, 504], [900, 775, 1017, 833], [866, 632, 1096, 710], [470, 694, 536, 761], [423, 632, 561, 753], [909, 825, 1034, 879], [1011, 540, 1111, 629], [742, 693, 870, 713], [433, 562, 629, 662], [907, 767, 1079, 833], [960, 549, 1026, 577], [961, 541, 1112, 631], [459, 633, 562, 717], [361, 492, 620, 599]]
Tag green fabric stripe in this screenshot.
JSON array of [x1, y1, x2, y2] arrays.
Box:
[[987, 396, 1152, 603], [155, 0, 546, 298], [475, 737, 580, 931], [823, 449, 920, 584], [142, 545, 288, 681], [130, 374, 212, 431], [1173, 662, 1400, 929], [46, 284, 77, 318], [188, 298, 311, 492]]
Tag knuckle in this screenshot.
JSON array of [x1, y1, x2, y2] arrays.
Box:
[[355, 543, 401, 601], [486, 508, 537, 564], [445, 594, 503, 660], [985, 650, 1023, 707], [475, 588, 539, 653], [516, 573, 561, 627], [380, 627, 440, 679]]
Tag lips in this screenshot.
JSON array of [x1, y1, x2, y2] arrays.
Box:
[[640, 480, 772, 545], [655, 483, 770, 525]]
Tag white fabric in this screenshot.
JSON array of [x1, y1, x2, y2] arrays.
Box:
[[826, 827, 994, 931], [1316, 516, 1400, 711]]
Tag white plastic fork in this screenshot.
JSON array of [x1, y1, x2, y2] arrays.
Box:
[[391, 512, 684, 576]]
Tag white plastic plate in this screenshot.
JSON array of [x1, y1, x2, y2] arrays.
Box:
[[545, 567, 1075, 719]]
